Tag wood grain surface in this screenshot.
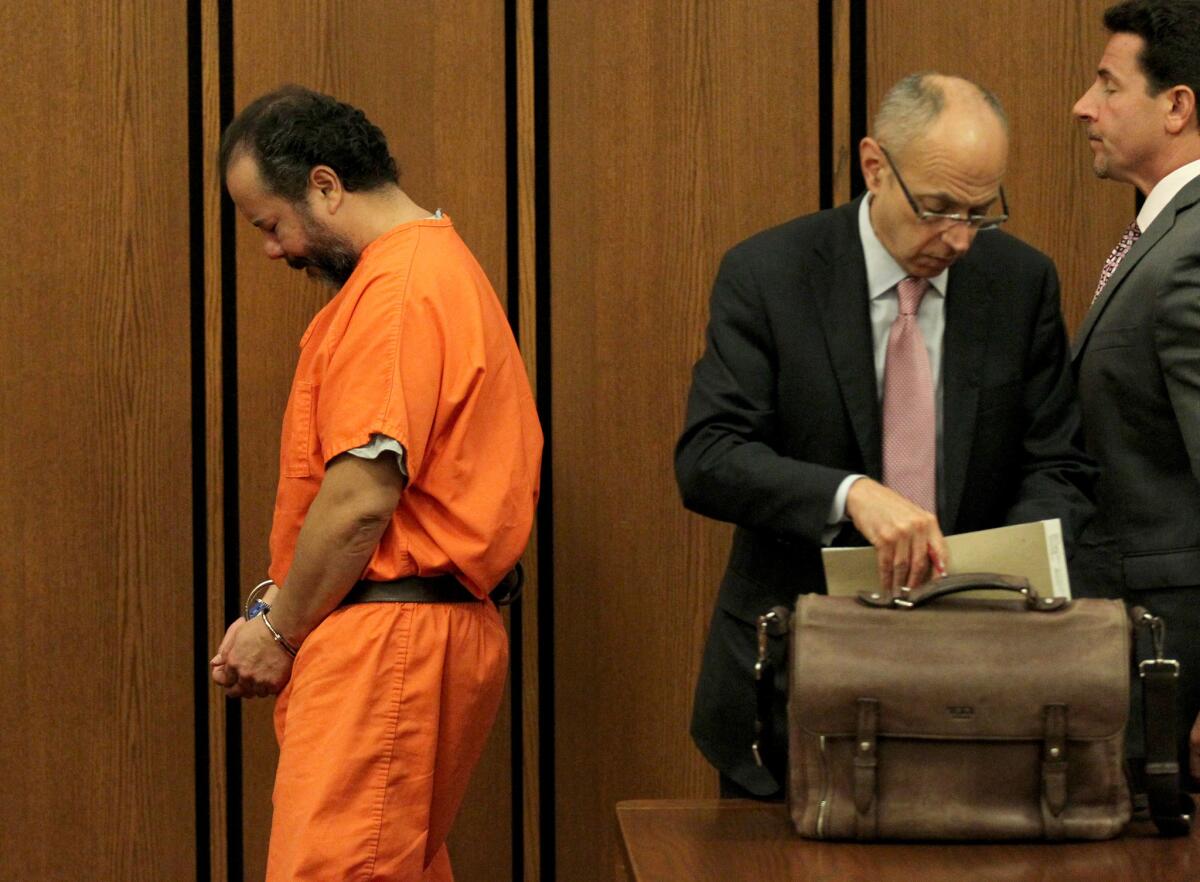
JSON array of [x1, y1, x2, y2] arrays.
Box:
[[515, 0, 543, 879], [867, 0, 1134, 334], [548, 4, 821, 882], [202, 1, 229, 879], [618, 800, 1200, 882], [229, 3, 512, 879], [0, 1, 197, 879]]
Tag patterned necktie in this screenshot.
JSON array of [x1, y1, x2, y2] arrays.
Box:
[[1090, 220, 1141, 306], [882, 276, 936, 514]]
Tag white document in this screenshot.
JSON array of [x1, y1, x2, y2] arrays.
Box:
[[820, 518, 1071, 599]]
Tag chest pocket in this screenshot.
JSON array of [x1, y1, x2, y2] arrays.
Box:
[[282, 380, 319, 478]]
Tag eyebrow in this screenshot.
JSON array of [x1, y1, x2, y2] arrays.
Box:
[[916, 190, 1000, 212]]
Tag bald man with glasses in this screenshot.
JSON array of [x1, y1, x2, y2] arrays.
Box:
[[676, 72, 1096, 799]]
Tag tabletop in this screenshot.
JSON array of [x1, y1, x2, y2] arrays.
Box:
[[616, 799, 1200, 882]]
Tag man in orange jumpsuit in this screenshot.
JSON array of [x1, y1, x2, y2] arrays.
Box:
[[210, 85, 542, 881]]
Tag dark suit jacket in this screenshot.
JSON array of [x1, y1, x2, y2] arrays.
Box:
[[676, 197, 1097, 793], [1072, 175, 1200, 767]]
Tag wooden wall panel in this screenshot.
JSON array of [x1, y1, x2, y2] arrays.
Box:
[[0, 2, 196, 880], [230, 3, 512, 880], [514, 1, 543, 879], [548, 4, 821, 881], [202, 1, 229, 880], [867, 0, 1133, 332]]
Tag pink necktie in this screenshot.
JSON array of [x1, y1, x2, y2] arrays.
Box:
[[1090, 220, 1141, 306], [883, 276, 936, 514]]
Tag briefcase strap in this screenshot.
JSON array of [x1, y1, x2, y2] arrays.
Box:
[[1132, 607, 1195, 836], [751, 607, 789, 769]]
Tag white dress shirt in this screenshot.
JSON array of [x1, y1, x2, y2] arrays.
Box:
[[1138, 158, 1200, 232], [824, 196, 949, 536]]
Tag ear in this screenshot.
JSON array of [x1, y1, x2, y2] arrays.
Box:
[[1164, 85, 1197, 135], [308, 165, 345, 214], [859, 137, 886, 193]]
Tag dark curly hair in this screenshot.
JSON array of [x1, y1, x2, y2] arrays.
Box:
[[1104, 0, 1200, 103], [220, 85, 400, 202]]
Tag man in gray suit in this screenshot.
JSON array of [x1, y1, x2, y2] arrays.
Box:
[[1071, 0, 1200, 780]]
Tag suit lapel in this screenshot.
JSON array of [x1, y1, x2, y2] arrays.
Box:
[[1071, 217, 1170, 357], [1073, 177, 1200, 359], [940, 256, 989, 531], [812, 202, 882, 478]]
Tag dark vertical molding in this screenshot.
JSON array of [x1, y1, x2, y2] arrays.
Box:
[[849, 0, 868, 198], [216, 2, 243, 880], [187, 1, 212, 879], [503, 1, 526, 880], [532, 0, 556, 879], [818, 0, 834, 210], [505, 0, 523, 340], [508, 589, 526, 882]]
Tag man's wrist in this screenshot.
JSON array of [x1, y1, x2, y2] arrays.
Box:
[[832, 474, 867, 524], [260, 609, 300, 658]]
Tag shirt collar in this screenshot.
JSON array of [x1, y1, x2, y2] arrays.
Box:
[[1138, 158, 1200, 233], [858, 195, 948, 301]]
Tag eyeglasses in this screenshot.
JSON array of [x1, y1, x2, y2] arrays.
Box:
[[880, 146, 1009, 231]]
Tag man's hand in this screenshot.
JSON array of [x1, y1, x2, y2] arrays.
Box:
[[845, 477, 948, 592], [211, 615, 294, 699]]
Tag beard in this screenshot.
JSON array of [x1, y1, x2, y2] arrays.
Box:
[[287, 210, 360, 288]]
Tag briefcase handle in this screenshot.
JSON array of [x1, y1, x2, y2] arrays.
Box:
[[856, 572, 1068, 611]]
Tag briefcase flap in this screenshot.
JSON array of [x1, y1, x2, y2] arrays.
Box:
[[791, 595, 1130, 741]]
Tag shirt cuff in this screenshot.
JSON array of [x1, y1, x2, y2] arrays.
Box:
[[822, 474, 865, 546]]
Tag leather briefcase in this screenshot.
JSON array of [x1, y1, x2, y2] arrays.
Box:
[[755, 574, 1190, 841]]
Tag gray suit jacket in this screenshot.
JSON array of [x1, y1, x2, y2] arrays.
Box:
[[1072, 174, 1200, 768], [1072, 175, 1200, 593]]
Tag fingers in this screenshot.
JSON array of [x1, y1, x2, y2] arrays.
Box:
[[906, 524, 931, 590], [216, 617, 243, 658], [876, 545, 893, 593], [887, 537, 913, 594], [928, 535, 949, 580], [848, 480, 941, 593], [877, 531, 924, 593], [210, 662, 235, 687], [211, 615, 293, 699], [227, 677, 278, 700]]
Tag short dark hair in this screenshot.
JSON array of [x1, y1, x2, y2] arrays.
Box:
[[219, 85, 400, 202], [1104, 0, 1200, 98]]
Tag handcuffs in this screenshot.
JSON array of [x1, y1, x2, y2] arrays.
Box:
[[242, 578, 299, 658]]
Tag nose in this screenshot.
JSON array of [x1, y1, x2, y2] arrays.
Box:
[[1072, 88, 1095, 122], [264, 237, 285, 260], [942, 222, 975, 254]]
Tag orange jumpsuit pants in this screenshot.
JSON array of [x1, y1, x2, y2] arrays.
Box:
[[265, 599, 508, 881]]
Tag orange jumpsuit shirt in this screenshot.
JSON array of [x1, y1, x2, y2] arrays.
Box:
[[268, 215, 542, 594]]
